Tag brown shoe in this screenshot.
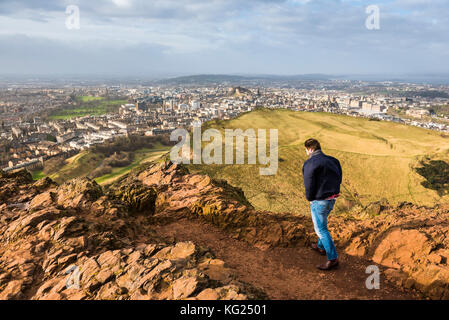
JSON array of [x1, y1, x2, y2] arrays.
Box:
[[311, 243, 326, 256], [317, 259, 339, 271]]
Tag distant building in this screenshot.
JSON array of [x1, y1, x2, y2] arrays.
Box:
[[56, 132, 76, 143], [361, 102, 385, 113], [136, 101, 147, 112], [11, 127, 22, 138], [120, 104, 137, 115], [406, 108, 430, 119], [85, 122, 101, 131], [191, 100, 200, 110], [147, 128, 173, 136], [109, 121, 128, 130], [179, 104, 189, 111], [349, 100, 362, 108]]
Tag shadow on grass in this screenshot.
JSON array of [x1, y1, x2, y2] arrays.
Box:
[[416, 160, 449, 196]]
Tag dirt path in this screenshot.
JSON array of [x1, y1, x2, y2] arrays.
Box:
[[154, 217, 420, 300]]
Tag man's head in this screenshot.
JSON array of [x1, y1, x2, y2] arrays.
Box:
[[304, 138, 321, 156]]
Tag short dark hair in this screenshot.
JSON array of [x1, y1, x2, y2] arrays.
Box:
[[304, 138, 321, 151]]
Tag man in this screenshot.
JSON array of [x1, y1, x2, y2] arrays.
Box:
[[302, 138, 342, 271]]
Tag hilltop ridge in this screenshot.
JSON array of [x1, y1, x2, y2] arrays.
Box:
[[0, 162, 448, 300], [191, 109, 449, 214]]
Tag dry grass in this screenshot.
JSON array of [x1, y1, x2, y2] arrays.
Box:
[[189, 109, 449, 215]]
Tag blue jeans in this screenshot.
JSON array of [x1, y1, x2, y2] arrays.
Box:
[[310, 199, 338, 260]]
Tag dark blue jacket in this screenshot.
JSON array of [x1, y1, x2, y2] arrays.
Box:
[[302, 150, 342, 201]]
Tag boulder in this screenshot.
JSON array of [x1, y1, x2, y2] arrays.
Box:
[[56, 178, 103, 208], [372, 229, 433, 269]]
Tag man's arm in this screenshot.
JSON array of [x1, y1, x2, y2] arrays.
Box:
[[336, 159, 343, 185], [303, 161, 316, 201]]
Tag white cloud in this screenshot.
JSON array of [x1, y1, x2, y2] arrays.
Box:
[[112, 0, 132, 8], [0, 0, 447, 75]]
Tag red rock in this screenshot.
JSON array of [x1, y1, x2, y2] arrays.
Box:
[[29, 192, 54, 210], [373, 229, 432, 269], [172, 276, 198, 299], [196, 288, 219, 300], [153, 242, 196, 261], [0, 280, 25, 299]]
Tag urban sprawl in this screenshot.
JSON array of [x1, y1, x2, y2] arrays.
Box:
[[1, 80, 449, 173]]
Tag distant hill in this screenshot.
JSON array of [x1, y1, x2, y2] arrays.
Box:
[[228, 86, 252, 97], [158, 74, 248, 86], [189, 109, 449, 215], [157, 74, 331, 86]]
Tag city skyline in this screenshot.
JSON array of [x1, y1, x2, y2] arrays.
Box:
[[0, 0, 448, 76]]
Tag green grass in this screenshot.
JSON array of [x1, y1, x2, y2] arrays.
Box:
[[48, 97, 128, 120], [48, 151, 105, 183], [31, 170, 46, 181], [95, 145, 170, 185], [189, 109, 449, 215], [78, 96, 105, 102], [46, 143, 170, 185]]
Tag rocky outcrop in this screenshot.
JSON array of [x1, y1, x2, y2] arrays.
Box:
[[116, 161, 313, 250], [329, 203, 449, 299], [0, 170, 40, 205], [2, 164, 449, 300], [0, 168, 267, 300], [112, 182, 157, 214], [56, 178, 103, 209]]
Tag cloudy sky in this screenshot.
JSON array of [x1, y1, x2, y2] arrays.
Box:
[[0, 0, 448, 77]]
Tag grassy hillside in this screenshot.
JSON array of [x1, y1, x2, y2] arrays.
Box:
[[44, 144, 170, 185], [188, 109, 449, 215], [31, 170, 46, 181], [94, 146, 170, 185], [33, 135, 172, 185], [47, 151, 104, 183], [48, 96, 128, 120]]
